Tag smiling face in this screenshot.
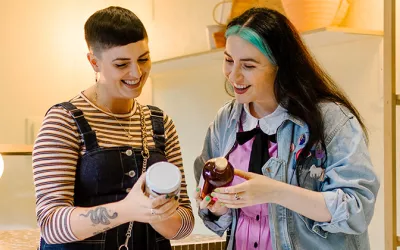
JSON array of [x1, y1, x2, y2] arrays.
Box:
[[88, 39, 151, 100], [223, 35, 277, 106]]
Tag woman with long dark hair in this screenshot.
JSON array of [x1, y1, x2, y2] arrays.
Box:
[[194, 7, 379, 250]]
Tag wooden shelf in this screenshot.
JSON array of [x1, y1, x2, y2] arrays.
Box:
[[0, 144, 33, 155], [152, 48, 224, 75], [301, 26, 383, 48], [151, 26, 383, 75]]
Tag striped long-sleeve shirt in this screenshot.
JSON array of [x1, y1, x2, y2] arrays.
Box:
[[33, 93, 194, 244]]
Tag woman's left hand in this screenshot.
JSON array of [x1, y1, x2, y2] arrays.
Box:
[[212, 169, 281, 208]]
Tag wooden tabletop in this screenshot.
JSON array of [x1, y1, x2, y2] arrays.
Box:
[[0, 228, 224, 249]]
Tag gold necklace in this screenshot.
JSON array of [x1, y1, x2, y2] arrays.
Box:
[[105, 105, 135, 140], [95, 83, 136, 140]]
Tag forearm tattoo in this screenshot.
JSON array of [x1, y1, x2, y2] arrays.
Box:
[[80, 207, 118, 226]]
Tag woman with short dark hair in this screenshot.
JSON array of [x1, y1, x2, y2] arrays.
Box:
[[33, 6, 194, 250]]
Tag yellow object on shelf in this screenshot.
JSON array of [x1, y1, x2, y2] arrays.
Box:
[[212, 31, 226, 48], [230, 0, 286, 20], [281, 0, 350, 32]]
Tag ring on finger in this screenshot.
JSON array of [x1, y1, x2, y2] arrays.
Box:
[[234, 193, 241, 200], [150, 208, 155, 215]]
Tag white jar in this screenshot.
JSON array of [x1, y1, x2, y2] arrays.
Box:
[[145, 161, 181, 198]]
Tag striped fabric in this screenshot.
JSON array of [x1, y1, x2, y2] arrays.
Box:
[[33, 93, 194, 244]]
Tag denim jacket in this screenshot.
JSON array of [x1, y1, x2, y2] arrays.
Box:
[[194, 100, 379, 250]]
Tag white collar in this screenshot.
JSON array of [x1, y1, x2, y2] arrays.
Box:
[[241, 104, 288, 135]]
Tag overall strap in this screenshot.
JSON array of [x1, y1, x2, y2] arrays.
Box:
[[147, 105, 166, 152], [51, 102, 99, 151]]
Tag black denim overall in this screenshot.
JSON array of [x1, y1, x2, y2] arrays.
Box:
[[39, 102, 172, 250]]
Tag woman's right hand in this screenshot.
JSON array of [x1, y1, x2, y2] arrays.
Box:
[[194, 186, 229, 217], [122, 173, 179, 224]]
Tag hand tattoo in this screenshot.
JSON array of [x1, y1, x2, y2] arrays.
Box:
[[80, 207, 118, 225]]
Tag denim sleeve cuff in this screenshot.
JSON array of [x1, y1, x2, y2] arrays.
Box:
[[198, 208, 232, 237], [314, 190, 350, 233]]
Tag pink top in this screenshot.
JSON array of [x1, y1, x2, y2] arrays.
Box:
[[228, 137, 277, 250]]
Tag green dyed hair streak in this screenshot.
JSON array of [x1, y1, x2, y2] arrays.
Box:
[[225, 25, 277, 65]]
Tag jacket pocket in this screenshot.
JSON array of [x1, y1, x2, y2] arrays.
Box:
[[296, 213, 328, 239], [262, 157, 285, 180]]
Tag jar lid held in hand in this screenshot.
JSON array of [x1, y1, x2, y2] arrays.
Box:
[[146, 162, 181, 194]]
